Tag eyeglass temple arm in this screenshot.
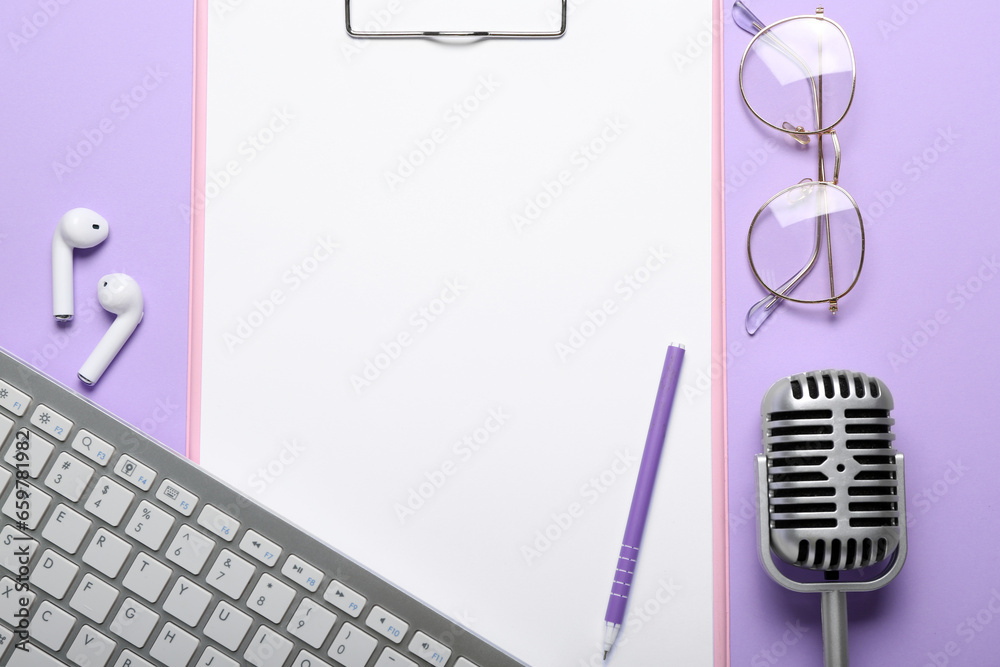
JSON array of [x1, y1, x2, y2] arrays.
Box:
[[745, 227, 823, 334], [733, 1, 767, 35]]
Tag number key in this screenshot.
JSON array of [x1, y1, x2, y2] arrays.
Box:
[[206, 549, 255, 599], [44, 452, 94, 502], [328, 623, 377, 667], [246, 573, 295, 623], [85, 476, 135, 526], [125, 501, 175, 550], [165, 527, 215, 575]]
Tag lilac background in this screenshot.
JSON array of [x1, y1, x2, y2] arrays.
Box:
[[724, 1, 1000, 665], [0, 2, 194, 455]]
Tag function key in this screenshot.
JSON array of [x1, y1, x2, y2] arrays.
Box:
[[407, 632, 451, 666], [365, 606, 409, 644], [239, 530, 282, 566], [71, 430, 115, 467], [455, 660, 482, 667], [324, 580, 366, 618], [4, 428, 54, 478], [29, 405, 72, 441], [197, 505, 241, 542], [281, 555, 323, 592], [0, 379, 30, 416], [114, 455, 156, 491], [155, 479, 198, 516]]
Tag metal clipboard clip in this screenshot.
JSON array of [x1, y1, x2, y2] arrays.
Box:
[[345, 0, 567, 38]]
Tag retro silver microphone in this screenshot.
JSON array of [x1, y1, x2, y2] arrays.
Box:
[[755, 370, 907, 667]]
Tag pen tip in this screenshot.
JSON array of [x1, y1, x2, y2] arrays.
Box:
[[604, 651, 609, 660]]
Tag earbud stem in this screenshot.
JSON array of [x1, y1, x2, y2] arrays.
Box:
[[78, 313, 143, 385], [52, 237, 75, 320]]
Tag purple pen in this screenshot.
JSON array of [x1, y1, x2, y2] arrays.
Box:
[[603, 343, 685, 660]]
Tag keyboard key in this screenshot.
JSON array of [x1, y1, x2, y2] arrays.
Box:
[[0, 379, 30, 416], [324, 580, 366, 618], [247, 573, 296, 623], [407, 631, 452, 666], [69, 573, 119, 623], [114, 455, 156, 491], [30, 549, 79, 599], [114, 651, 156, 667], [67, 625, 116, 667], [0, 623, 12, 661], [30, 600, 76, 651], [122, 553, 172, 603], [149, 622, 200, 667], [125, 500, 175, 550], [4, 429, 54, 478], [207, 549, 256, 599], [328, 622, 378, 667], [8, 644, 66, 667], [292, 650, 335, 667], [197, 504, 240, 541], [162, 577, 212, 627], [44, 452, 95, 502], [85, 476, 135, 526], [165, 525, 216, 575], [0, 576, 35, 625], [83, 529, 132, 578], [196, 647, 239, 667], [110, 598, 159, 648], [2, 482, 52, 530], [42, 504, 93, 554], [0, 525, 38, 574], [0, 416, 12, 451], [454, 660, 481, 667], [204, 600, 253, 651], [72, 429, 115, 466], [376, 648, 418, 667], [288, 597, 337, 649], [282, 554, 324, 592], [244, 625, 294, 667], [156, 478, 198, 516], [0, 467, 10, 496], [30, 404, 72, 441], [240, 529, 282, 566], [366, 605, 409, 644]]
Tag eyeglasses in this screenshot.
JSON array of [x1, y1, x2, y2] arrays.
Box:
[[734, 2, 865, 335]]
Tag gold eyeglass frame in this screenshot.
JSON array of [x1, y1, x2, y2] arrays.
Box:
[[738, 7, 865, 332]]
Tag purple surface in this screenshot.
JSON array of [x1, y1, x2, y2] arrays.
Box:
[[0, 2, 194, 455], [724, 2, 1000, 665]]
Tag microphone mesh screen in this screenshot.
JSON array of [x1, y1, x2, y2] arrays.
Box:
[[762, 370, 901, 571]]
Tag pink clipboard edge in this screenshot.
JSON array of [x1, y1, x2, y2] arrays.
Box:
[[713, 0, 731, 664], [187, 0, 208, 464]]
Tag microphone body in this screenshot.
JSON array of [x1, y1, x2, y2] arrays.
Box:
[[756, 369, 907, 667]]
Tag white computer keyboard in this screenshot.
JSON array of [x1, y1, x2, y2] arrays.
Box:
[[0, 346, 526, 667]]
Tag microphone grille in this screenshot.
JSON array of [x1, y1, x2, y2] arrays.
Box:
[[761, 370, 901, 571]]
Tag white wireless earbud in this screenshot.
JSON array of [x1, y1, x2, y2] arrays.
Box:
[[52, 208, 110, 321], [78, 274, 143, 386]]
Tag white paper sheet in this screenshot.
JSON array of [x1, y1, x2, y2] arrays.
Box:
[[203, 1, 715, 664]]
